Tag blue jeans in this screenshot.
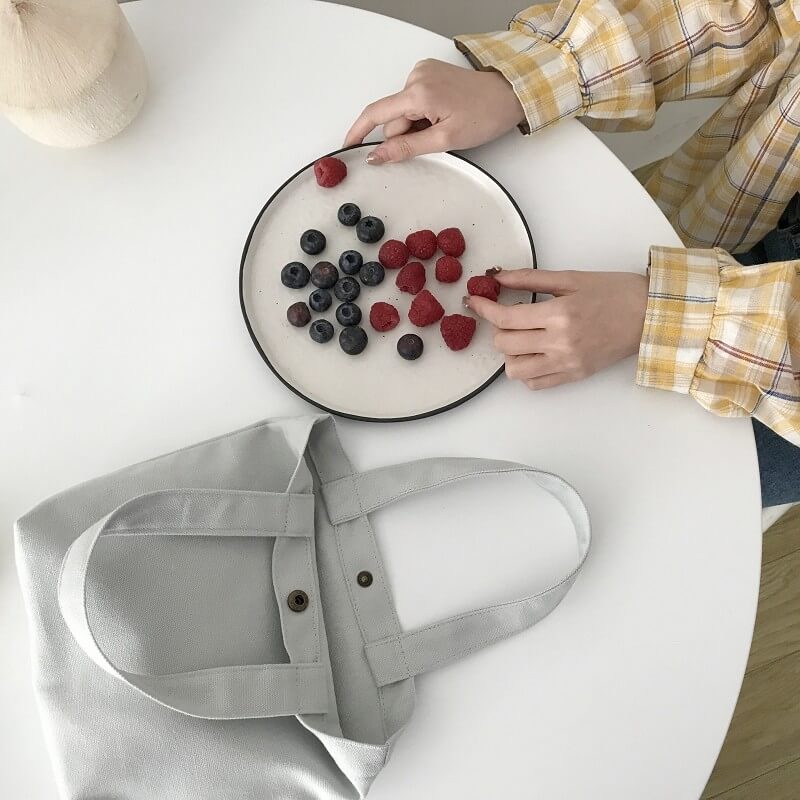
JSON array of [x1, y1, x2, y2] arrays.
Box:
[[735, 194, 800, 507]]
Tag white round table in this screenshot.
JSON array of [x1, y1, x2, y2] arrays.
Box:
[[0, 1, 762, 798]]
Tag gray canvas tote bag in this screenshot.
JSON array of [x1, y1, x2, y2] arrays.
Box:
[[15, 414, 590, 800]]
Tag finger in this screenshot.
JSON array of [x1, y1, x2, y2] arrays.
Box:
[[493, 328, 548, 356], [345, 91, 415, 146], [466, 295, 549, 330], [383, 115, 431, 139], [382, 117, 413, 139], [369, 125, 446, 164], [493, 268, 578, 296], [505, 354, 557, 381], [526, 373, 570, 391]]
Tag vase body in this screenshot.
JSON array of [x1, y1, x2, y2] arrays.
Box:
[[1, 4, 147, 147]]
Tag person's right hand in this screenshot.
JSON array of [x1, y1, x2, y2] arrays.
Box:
[[344, 59, 525, 165]]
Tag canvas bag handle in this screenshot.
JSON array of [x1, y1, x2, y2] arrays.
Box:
[[321, 458, 591, 688], [57, 488, 330, 719]]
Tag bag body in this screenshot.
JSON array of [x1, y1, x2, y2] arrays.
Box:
[[15, 415, 590, 799]]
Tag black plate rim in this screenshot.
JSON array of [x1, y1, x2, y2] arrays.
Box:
[[239, 142, 537, 424]]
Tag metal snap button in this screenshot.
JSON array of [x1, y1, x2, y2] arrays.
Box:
[[357, 571, 373, 588], [287, 589, 309, 612]]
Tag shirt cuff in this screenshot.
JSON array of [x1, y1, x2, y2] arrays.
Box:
[[454, 30, 584, 135], [636, 246, 721, 394]]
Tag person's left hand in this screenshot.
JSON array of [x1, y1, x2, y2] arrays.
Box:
[[343, 59, 525, 164], [466, 268, 650, 390]]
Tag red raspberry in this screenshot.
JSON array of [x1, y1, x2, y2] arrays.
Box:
[[369, 302, 400, 332], [396, 261, 426, 295], [467, 275, 500, 301], [405, 229, 437, 259], [314, 157, 347, 188], [408, 290, 444, 327], [437, 227, 465, 257], [378, 239, 409, 269], [440, 314, 477, 351], [435, 255, 462, 283]]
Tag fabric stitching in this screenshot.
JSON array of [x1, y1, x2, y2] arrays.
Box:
[[341, 462, 588, 689], [102, 527, 312, 536], [345, 443, 409, 736], [304, 421, 379, 711], [305, 536, 320, 664], [368, 562, 584, 651], [328, 466, 571, 523], [151, 663, 324, 679], [327, 422, 392, 741], [360, 467, 588, 649], [396, 637, 413, 684]]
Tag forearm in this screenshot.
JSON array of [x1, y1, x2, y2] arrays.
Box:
[[455, 1, 779, 134]]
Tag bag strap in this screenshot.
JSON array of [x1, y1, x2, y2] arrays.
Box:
[[322, 459, 590, 688], [58, 488, 330, 718]]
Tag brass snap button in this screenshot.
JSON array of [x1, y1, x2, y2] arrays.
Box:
[[287, 589, 309, 612], [357, 571, 373, 588]]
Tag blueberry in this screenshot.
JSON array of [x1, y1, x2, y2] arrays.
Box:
[[281, 261, 310, 289], [311, 260, 338, 289], [337, 203, 361, 226], [340, 325, 368, 355], [356, 216, 385, 244], [336, 302, 362, 326], [334, 276, 360, 302], [300, 229, 326, 255], [339, 250, 363, 275], [359, 260, 385, 287], [310, 319, 334, 344], [287, 302, 311, 327], [309, 288, 332, 313], [397, 333, 423, 361]]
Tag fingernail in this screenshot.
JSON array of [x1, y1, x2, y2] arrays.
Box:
[[485, 266, 502, 276], [366, 150, 386, 165], [462, 295, 471, 309]]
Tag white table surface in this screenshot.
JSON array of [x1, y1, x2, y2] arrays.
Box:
[[0, 1, 762, 798]]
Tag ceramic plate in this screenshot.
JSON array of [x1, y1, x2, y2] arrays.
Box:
[[240, 144, 536, 422]]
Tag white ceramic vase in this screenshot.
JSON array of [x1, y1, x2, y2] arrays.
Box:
[[0, 0, 147, 147]]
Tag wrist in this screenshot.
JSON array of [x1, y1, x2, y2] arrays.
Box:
[[627, 272, 650, 356], [485, 70, 525, 127], [636, 248, 718, 393]]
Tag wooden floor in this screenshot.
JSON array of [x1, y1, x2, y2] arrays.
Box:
[[701, 506, 800, 799]]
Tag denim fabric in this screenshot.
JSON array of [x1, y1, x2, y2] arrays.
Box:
[[734, 194, 800, 506]]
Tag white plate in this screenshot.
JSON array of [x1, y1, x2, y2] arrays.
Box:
[[240, 144, 535, 422]]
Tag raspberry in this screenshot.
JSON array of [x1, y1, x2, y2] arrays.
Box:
[[396, 261, 426, 295], [467, 275, 500, 301], [369, 302, 400, 332], [408, 290, 444, 327], [405, 229, 437, 259], [314, 157, 347, 188], [437, 227, 465, 257], [378, 239, 409, 269], [435, 255, 462, 283], [440, 314, 477, 351]]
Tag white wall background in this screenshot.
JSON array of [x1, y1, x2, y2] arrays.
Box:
[[321, 0, 523, 37]]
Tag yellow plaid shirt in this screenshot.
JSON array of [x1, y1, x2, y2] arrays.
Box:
[[456, 0, 800, 445]]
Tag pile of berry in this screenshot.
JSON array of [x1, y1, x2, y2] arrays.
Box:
[[280, 156, 501, 359]]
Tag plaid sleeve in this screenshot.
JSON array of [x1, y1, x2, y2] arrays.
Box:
[[454, 1, 777, 134], [637, 246, 800, 445]]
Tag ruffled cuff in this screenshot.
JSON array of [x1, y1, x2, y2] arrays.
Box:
[[455, 0, 655, 134], [636, 246, 720, 393]]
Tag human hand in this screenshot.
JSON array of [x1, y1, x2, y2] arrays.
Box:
[[466, 268, 649, 390], [344, 59, 525, 164]]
